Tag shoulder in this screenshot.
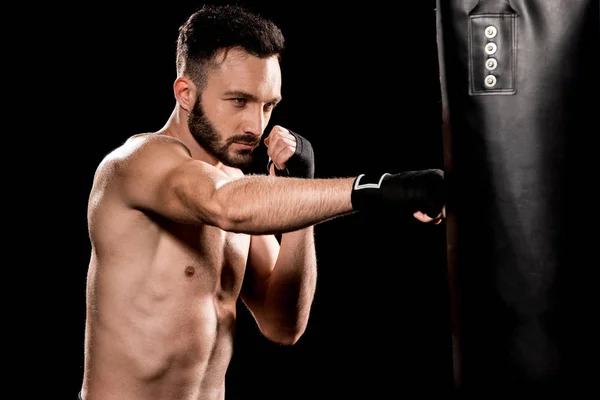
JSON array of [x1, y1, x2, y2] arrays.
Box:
[[93, 133, 192, 180], [103, 133, 190, 166], [118, 133, 191, 160]]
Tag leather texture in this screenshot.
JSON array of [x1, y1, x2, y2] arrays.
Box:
[[436, 0, 600, 390]]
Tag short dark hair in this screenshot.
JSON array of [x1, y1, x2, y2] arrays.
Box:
[[176, 4, 285, 89]]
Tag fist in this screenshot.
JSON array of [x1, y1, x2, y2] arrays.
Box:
[[264, 125, 296, 174], [414, 206, 446, 224]]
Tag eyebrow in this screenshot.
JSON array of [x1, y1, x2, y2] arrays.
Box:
[[222, 90, 282, 104]]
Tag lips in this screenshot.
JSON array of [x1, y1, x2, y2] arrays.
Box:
[[233, 140, 258, 147], [232, 142, 257, 152]]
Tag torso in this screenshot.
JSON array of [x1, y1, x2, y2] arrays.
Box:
[[82, 138, 250, 400]]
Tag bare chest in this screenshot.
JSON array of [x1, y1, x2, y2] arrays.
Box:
[[165, 223, 251, 299]]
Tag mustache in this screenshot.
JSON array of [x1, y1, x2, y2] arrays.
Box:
[[229, 135, 260, 146]]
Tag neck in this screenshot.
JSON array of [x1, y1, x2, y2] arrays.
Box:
[[157, 104, 223, 167]]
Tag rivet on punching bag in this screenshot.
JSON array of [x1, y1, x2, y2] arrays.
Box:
[[436, 0, 600, 391]]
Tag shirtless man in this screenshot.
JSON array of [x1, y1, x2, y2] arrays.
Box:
[[80, 4, 446, 400]]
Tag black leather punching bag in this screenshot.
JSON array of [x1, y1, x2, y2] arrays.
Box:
[[436, 0, 599, 391]]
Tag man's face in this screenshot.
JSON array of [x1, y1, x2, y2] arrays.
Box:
[[189, 48, 282, 169]]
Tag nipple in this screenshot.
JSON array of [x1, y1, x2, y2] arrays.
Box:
[[185, 266, 195, 277]]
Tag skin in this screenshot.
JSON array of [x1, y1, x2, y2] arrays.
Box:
[[81, 47, 443, 400]]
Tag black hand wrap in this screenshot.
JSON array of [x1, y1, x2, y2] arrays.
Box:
[[351, 169, 445, 218], [267, 130, 315, 178]]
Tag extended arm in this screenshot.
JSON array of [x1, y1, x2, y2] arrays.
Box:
[[115, 134, 355, 235]]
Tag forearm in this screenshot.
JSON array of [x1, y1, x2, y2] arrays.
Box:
[[212, 175, 355, 234], [262, 226, 317, 342]]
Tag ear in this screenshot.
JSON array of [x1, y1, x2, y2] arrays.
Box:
[[173, 76, 196, 112]]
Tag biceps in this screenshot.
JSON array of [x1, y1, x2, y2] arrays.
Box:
[[123, 157, 226, 225]]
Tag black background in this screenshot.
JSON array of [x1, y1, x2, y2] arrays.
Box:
[[33, 1, 454, 397]]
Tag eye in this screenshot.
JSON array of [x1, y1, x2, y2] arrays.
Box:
[[264, 102, 278, 112], [231, 98, 247, 106]]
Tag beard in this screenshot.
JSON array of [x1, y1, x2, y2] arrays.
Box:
[[188, 98, 258, 169]]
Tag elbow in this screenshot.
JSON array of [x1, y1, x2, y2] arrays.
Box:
[[209, 202, 247, 232], [206, 189, 251, 232], [190, 194, 244, 232], [261, 322, 307, 346], [169, 164, 247, 230]]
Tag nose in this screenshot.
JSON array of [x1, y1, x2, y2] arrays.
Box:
[[242, 105, 266, 137]]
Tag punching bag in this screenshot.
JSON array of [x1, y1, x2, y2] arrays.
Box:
[[436, 0, 599, 390]]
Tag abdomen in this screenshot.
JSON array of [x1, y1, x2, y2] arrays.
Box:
[[84, 255, 239, 399]]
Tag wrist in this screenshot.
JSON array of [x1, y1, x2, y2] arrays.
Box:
[[350, 173, 390, 211]]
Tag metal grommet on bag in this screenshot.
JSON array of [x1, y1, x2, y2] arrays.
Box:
[[484, 74, 497, 87], [485, 42, 497, 55], [484, 25, 498, 39], [485, 58, 498, 70]]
